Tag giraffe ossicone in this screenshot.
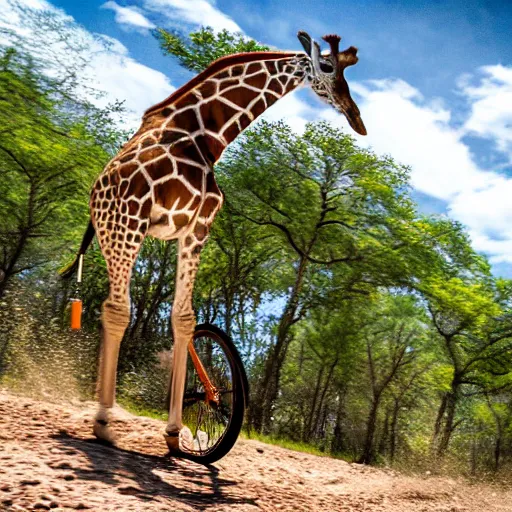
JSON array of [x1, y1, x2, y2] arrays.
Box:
[[64, 30, 366, 453]]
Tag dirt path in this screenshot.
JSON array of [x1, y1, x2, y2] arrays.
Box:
[[0, 389, 510, 512]]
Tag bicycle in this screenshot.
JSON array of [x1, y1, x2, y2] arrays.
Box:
[[171, 323, 249, 464]]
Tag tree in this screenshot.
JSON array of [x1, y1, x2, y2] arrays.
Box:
[[154, 26, 270, 73], [0, 47, 124, 297], [424, 276, 512, 456]]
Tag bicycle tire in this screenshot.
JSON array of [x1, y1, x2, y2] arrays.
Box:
[[169, 323, 248, 464]]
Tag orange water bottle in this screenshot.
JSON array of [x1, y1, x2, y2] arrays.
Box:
[[70, 254, 84, 330]]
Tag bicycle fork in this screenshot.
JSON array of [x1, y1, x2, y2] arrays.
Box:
[[187, 341, 220, 405]]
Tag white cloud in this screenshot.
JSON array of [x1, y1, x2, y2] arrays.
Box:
[[0, 0, 174, 131], [141, 0, 242, 33], [101, 1, 155, 33], [460, 65, 512, 159], [318, 79, 489, 201], [306, 71, 512, 270]]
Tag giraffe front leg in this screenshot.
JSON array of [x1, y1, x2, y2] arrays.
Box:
[[91, 209, 145, 445], [166, 237, 202, 453]]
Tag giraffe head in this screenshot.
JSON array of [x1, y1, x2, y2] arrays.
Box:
[[298, 31, 366, 136]]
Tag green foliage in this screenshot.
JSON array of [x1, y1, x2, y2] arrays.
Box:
[[0, 44, 126, 295], [154, 26, 270, 73]]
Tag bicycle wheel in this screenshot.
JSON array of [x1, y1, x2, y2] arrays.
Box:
[[170, 323, 248, 464]]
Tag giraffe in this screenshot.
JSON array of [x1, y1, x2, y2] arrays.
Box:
[[61, 30, 366, 453]]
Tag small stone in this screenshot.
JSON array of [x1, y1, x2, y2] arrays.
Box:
[[20, 479, 41, 486], [33, 502, 51, 510], [2, 499, 13, 506], [63, 474, 75, 481], [256, 448, 264, 454], [74, 503, 90, 509], [0, 483, 11, 491], [49, 502, 59, 509]]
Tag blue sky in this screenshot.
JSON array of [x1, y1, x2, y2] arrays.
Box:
[[1, 0, 512, 276]]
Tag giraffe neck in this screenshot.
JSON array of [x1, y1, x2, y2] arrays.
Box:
[[144, 52, 311, 166]]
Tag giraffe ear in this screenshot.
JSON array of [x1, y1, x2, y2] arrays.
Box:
[[297, 31, 312, 56]]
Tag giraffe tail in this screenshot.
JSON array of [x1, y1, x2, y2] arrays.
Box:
[[58, 220, 96, 279]]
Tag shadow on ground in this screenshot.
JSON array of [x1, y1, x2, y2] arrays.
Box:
[[52, 431, 257, 510]]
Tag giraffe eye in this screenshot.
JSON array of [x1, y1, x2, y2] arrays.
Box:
[[320, 61, 334, 74]]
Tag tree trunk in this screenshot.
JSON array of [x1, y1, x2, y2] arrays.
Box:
[[359, 395, 380, 464], [252, 255, 308, 434], [303, 363, 325, 442], [437, 387, 459, 456], [331, 387, 348, 454], [390, 398, 400, 462]]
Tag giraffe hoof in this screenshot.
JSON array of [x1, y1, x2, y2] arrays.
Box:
[[93, 420, 117, 446], [165, 426, 194, 454]]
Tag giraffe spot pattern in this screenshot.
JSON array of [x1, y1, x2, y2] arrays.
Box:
[[90, 52, 307, 303]]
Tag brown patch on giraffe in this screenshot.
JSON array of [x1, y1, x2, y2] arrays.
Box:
[[213, 70, 230, 80], [173, 213, 189, 230], [171, 108, 201, 133], [222, 121, 240, 144], [128, 218, 139, 230], [141, 198, 152, 218], [245, 72, 268, 89], [185, 236, 193, 246], [161, 107, 173, 116], [268, 78, 284, 95], [140, 137, 157, 149], [170, 139, 203, 163], [190, 195, 201, 210], [176, 162, 203, 191], [247, 62, 263, 75], [154, 178, 193, 210], [231, 65, 244, 77], [200, 100, 238, 133], [128, 200, 140, 215], [160, 130, 186, 146], [265, 92, 279, 107], [195, 223, 208, 241], [119, 180, 129, 196], [222, 87, 260, 109], [145, 158, 174, 181], [174, 93, 197, 110], [278, 75, 288, 86], [119, 162, 139, 179], [197, 80, 217, 99], [218, 78, 240, 93], [239, 113, 252, 130], [251, 98, 266, 118], [192, 245, 202, 256], [119, 151, 137, 164], [205, 172, 221, 195], [284, 80, 297, 93], [266, 61, 278, 74], [195, 134, 225, 165], [139, 145, 167, 163], [125, 173, 150, 199], [109, 172, 120, 186]]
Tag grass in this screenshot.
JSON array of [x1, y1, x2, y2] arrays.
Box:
[[118, 397, 353, 461], [117, 397, 168, 421], [240, 430, 352, 461]]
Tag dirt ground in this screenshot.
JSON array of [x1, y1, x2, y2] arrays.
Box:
[[0, 389, 511, 512]]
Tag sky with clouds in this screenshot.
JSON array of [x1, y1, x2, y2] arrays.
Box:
[[1, 0, 511, 276]]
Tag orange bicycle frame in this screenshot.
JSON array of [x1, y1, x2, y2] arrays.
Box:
[[187, 341, 220, 405]]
